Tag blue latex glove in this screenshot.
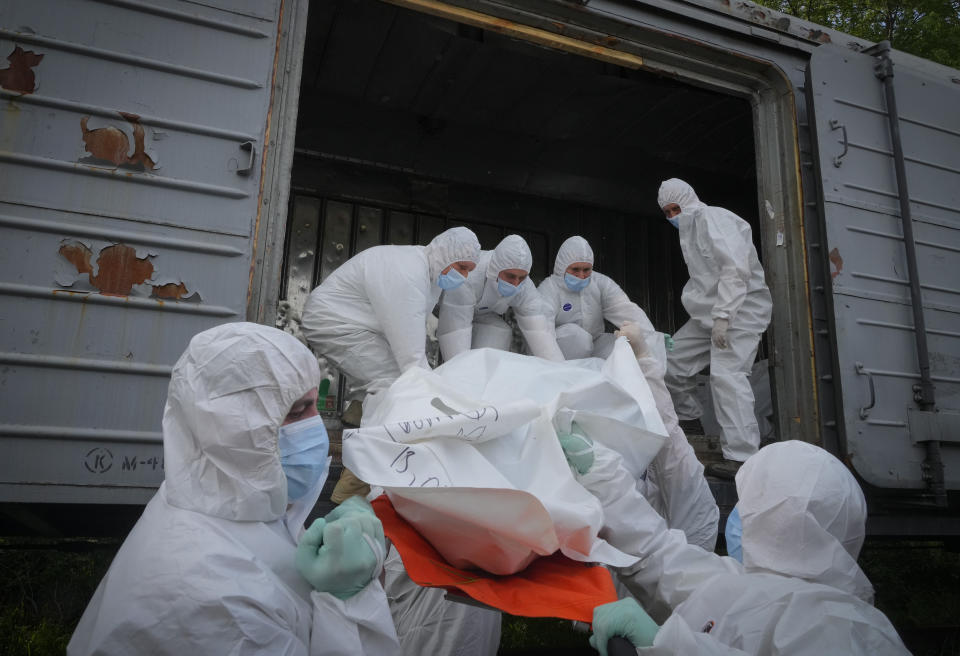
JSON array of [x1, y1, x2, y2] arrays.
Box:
[[590, 598, 660, 654], [295, 508, 385, 599], [557, 421, 594, 475]]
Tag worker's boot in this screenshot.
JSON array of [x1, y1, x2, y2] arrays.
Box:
[[679, 418, 705, 435], [705, 459, 743, 480]]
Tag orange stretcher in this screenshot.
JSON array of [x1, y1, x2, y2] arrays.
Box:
[[371, 495, 618, 623]]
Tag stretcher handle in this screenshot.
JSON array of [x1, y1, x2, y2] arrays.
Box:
[[608, 635, 636, 655]]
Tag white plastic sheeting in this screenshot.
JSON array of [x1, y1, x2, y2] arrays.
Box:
[[342, 339, 667, 575]]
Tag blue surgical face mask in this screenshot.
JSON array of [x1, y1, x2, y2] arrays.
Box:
[[564, 272, 591, 292], [725, 504, 743, 563], [667, 217, 679, 229], [497, 278, 519, 297], [437, 266, 467, 290], [278, 414, 329, 502]]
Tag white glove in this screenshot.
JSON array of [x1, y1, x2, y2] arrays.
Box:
[[711, 318, 729, 349], [614, 321, 649, 358]]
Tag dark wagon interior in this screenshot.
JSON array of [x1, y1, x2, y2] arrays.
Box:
[[283, 0, 762, 414]]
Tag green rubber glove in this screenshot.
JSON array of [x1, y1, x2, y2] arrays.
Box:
[[589, 597, 660, 654], [557, 421, 594, 475], [323, 494, 376, 523], [295, 508, 385, 599]]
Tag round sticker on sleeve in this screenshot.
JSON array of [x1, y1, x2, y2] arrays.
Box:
[[562, 303, 573, 311]]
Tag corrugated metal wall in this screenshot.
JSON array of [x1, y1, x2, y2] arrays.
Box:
[[806, 45, 960, 492], [0, 0, 281, 503]]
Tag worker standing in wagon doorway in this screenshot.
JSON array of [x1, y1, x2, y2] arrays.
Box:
[[658, 178, 772, 478]]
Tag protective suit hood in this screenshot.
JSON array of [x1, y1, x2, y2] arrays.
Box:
[[553, 236, 594, 277], [657, 178, 708, 214], [487, 234, 532, 280], [736, 440, 874, 602], [163, 322, 322, 522], [425, 227, 481, 282]]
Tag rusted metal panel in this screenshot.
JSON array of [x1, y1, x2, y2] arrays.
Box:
[[0, 0, 282, 503], [0, 46, 43, 94], [80, 113, 157, 171]]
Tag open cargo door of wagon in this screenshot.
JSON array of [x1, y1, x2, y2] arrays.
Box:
[[0, 0, 287, 504], [805, 44, 960, 501]]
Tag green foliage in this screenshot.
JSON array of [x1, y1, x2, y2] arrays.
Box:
[[753, 0, 960, 68], [0, 539, 119, 656], [859, 540, 960, 655], [498, 615, 593, 654]]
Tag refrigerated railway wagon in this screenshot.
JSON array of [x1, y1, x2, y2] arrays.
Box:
[[1, 0, 958, 536]]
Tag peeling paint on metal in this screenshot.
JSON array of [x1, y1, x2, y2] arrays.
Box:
[[736, 2, 769, 22], [0, 46, 44, 95], [80, 113, 157, 171], [59, 241, 95, 279], [829, 247, 843, 279], [59, 242, 155, 296], [151, 282, 189, 299], [151, 282, 201, 302], [57, 240, 200, 302], [808, 29, 832, 43]]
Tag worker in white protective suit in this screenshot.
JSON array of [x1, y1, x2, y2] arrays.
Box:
[[539, 236, 653, 361], [658, 179, 773, 476], [577, 440, 908, 655], [541, 235, 719, 552], [302, 226, 480, 502], [301, 226, 481, 407], [68, 323, 400, 656], [438, 234, 564, 362]]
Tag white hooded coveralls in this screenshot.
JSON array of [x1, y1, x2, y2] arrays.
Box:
[[538, 236, 659, 361], [438, 234, 563, 362], [658, 179, 773, 462], [540, 236, 718, 551], [579, 440, 908, 655], [68, 323, 400, 656], [301, 227, 481, 399]]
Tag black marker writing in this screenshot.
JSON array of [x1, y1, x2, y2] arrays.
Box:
[[390, 446, 415, 473]]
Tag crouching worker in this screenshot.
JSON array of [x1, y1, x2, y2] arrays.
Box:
[[539, 236, 656, 360], [68, 323, 400, 656], [301, 226, 480, 502], [568, 439, 908, 655], [438, 234, 564, 362], [301, 226, 481, 408]]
